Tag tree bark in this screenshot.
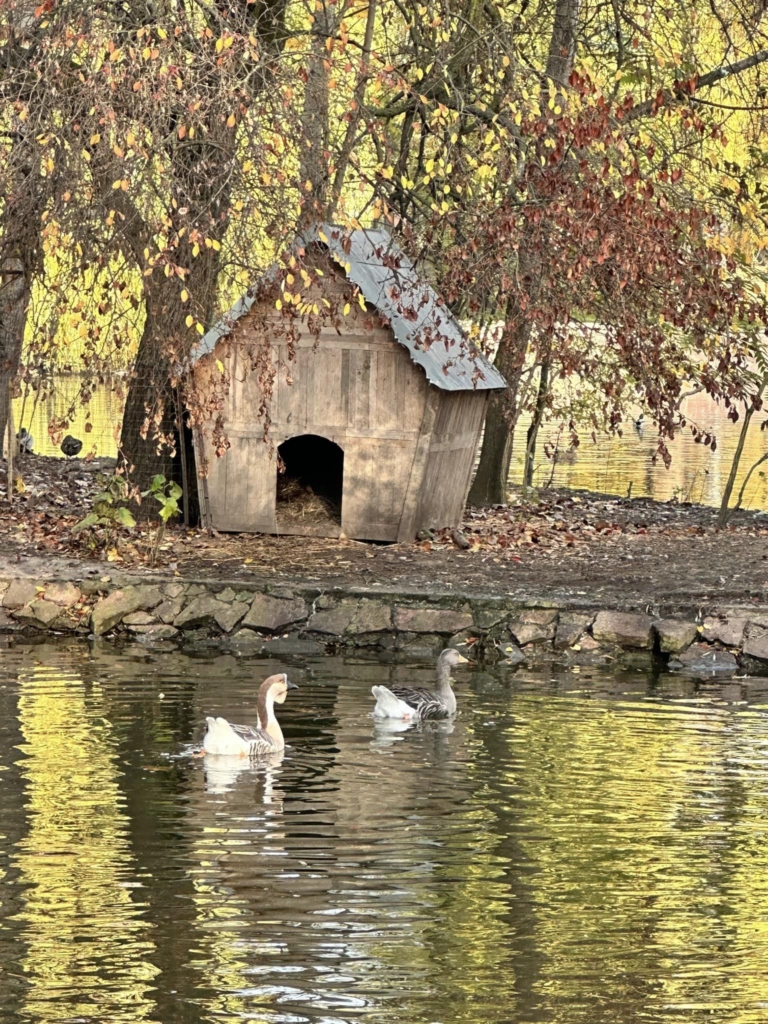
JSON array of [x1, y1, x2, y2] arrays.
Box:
[[467, 0, 582, 505], [0, 261, 29, 460], [524, 356, 550, 488]]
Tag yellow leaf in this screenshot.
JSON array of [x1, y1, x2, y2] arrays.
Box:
[[227, 113, 236, 127], [210, 239, 221, 251], [180, 289, 189, 302], [111, 179, 123, 189], [106, 547, 121, 562], [14, 476, 25, 494], [358, 293, 366, 310], [90, 133, 101, 145], [243, 557, 253, 564], [215, 359, 225, 373], [343, 302, 350, 315], [157, 26, 167, 39], [185, 314, 194, 327], [275, 298, 283, 310], [318, 230, 328, 242], [196, 322, 204, 335], [215, 37, 224, 53]]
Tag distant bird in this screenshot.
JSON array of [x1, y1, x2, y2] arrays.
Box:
[[371, 648, 468, 721], [203, 674, 298, 756], [15, 428, 33, 455], [633, 414, 645, 436], [60, 435, 82, 459]]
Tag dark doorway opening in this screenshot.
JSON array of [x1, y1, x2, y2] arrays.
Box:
[[276, 434, 343, 529]]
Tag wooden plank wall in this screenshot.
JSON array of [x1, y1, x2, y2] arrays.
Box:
[[194, 268, 432, 539], [413, 390, 489, 532]]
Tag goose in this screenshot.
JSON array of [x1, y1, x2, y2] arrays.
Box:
[[203, 673, 298, 756], [16, 428, 33, 455], [371, 648, 468, 721]]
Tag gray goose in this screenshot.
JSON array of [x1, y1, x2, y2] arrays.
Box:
[[204, 673, 298, 756], [371, 648, 468, 721]]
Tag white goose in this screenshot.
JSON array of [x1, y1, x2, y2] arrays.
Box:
[[203, 673, 298, 756], [371, 648, 468, 721]]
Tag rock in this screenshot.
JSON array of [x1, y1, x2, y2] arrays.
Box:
[[0, 609, 17, 630], [498, 643, 525, 666], [43, 581, 81, 607], [510, 617, 556, 645], [473, 606, 508, 630], [242, 594, 308, 632], [173, 594, 224, 629], [186, 584, 205, 597], [519, 608, 559, 625], [554, 613, 594, 650], [270, 587, 296, 600], [13, 599, 62, 628], [654, 619, 699, 654], [123, 611, 157, 626], [701, 616, 748, 647], [308, 598, 392, 636], [215, 587, 237, 604], [398, 633, 444, 658], [214, 601, 249, 633], [163, 582, 185, 599], [229, 628, 265, 648], [131, 624, 179, 642], [79, 579, 109, 596], [742, 625, 768, 664], [592, 610, 653, 649], [134, 585, 164, 610], [154, 597, 186, 624], [263, 637, 325, 656], [234, 590, 254, 604], [393, 606, 473, 634], [2, 579, 40, 609], [91, 587, 148, 635], [670, 644, 738, 675]]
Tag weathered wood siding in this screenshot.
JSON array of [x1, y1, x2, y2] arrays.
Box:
[[193, 255, 491, 541], [195, 287, 430, 540]]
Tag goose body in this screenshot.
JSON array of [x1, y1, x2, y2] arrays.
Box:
[[204, 673, 297, 756], [372, 649, 468, 721]]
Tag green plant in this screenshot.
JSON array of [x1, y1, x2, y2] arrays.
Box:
[[72, 473, 136, 546], [142, 475, 182, 565]]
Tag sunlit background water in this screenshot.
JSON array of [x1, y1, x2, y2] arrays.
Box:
[[2, 645, 768, 1023], [11, 378, 768, 510]]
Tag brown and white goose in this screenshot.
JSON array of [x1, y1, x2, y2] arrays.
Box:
[[203, 673, 298, 756], [371, 648, 468, 721]]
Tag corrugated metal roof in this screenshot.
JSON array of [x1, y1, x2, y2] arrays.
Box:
[[194, 224, 506, 391]]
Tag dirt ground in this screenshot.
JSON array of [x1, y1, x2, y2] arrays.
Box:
[[1, 454, 767, 610]]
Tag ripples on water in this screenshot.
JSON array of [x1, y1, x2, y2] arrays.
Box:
[[14, 381, 768, 510], [2, 646, 768, 1023]]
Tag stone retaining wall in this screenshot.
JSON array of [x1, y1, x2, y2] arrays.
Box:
[[1, 574, 767, 674]]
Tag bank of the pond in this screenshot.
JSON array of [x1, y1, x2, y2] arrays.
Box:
[[2, 566, 768, 678]]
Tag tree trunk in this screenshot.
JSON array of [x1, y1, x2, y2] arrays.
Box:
[[718, 402, 755, 528], [119, 245, 220, 498], [524, 356, 550, 488], [0, 260, 29, 459], [467, 0, 582, 505]]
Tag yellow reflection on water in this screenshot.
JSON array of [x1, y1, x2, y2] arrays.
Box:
[[503, 697, 768, 1022], [12, 665, 159, 1023]]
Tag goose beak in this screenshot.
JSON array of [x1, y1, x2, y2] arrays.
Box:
[[456, 654, 469, 664], [286, 680, 299, 690]]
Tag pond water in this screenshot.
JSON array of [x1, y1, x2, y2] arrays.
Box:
[[2, 645, 768, 1023], [10, 380, 768, 511]]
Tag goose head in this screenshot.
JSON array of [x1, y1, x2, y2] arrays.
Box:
[[261, 672, 298, 705], [439, 648, 469, 670]]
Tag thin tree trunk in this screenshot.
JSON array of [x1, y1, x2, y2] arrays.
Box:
[[468, 0, 582, 505], [0, 261, 28, 459], [524, 357, 550, 488], [718, 402, 756, 528]]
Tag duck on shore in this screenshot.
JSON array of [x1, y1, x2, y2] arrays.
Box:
[[371, 648, 468, 721], [61, 435, 82, 459], [204, 674, 298, 756]]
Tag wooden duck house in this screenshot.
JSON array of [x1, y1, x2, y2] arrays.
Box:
[[190, 225, 505, 542]]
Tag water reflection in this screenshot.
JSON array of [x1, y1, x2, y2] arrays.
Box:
[[14, 377, 768, 509], [1, 649, 768, 1022]]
